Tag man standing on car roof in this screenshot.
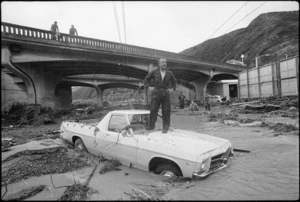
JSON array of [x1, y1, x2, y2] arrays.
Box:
[[144, 58, 176, 133]]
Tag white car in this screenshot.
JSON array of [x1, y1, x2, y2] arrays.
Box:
[[209, 95, 224, 103], [60, 110, 233, 178]]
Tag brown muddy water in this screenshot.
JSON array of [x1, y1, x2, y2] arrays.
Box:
[[168, 113, 299, 200]]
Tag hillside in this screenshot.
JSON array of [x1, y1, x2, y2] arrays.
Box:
[[180, 11, 299, 68]]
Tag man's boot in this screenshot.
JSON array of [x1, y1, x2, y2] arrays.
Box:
[[146, 125, 155, 130]]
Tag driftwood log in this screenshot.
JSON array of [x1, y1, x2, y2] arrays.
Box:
[[244, 104, 281, 112]]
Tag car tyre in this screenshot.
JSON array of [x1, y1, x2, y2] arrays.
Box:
[[155, 162, 182, 177], [74, 138, 88, 152]]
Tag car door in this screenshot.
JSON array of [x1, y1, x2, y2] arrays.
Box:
[[115, 128, 138, 167], [100, 114, 138, 167]]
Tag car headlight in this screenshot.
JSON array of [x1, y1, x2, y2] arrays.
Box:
[[201, 163, 205, 170], [201, 157, 211, 173], [194, 156, 211, 174]]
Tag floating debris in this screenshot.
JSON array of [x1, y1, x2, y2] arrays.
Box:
[[2, 147, 92, 185], [207, 112, 238, 122], [99, 159, 122, 174], [269, 123, 298, 133], [4, 185, 46, 201], [58, 183, 97, 201], [259, 122, 299, 136], [238, 118, 258, 123]]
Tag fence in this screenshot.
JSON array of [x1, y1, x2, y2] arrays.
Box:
[[238, 55, 299, 98]]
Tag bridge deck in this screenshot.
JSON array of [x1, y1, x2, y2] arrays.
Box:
[[2, 22, 245, 72]]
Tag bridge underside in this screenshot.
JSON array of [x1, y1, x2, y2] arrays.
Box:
[[57, 80, 143, 107], [2, 59, 238, 110]]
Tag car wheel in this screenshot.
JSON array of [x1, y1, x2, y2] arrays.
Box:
[[74, 138, 88, 152], [155, 162, 182, 177]]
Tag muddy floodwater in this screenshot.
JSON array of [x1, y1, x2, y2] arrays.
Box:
[[81, 109, 299, 200], [166, 113, 299, 200], [2, 106, 299, 200]]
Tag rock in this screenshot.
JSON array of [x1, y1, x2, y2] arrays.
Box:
[[43, 117, 53, 124], [288, 107, 297, 112], [223, 120, 239, 126], [280, 99, 298, 108], [239, 121, 263, 127], [280, 100, 289, 108], [103, 101, 110, 107]]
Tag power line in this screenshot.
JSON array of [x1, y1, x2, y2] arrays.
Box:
[[206, 1, 249, 40], [112, 1, 122, 43], [120, 1, 129, 79], [224, 1, 267, 34], [122, 1, 127, 44]]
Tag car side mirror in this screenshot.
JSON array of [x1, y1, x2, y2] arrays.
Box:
[[94, 127, 99, 136], [121, 125, 134, 137]]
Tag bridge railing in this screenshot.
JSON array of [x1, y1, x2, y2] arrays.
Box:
[[2, 22, 55, 40], [1, 22, 242, 70]]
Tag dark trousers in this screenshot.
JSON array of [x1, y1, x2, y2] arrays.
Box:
[[179, 103, 184, 109], [149, 90, 171, 130], [52, 32, 62, 40], [205, 103, 211, 111]]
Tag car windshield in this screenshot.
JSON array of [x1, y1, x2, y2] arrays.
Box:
[[128, 114, 149, 127], [127, 113, 163, 133], [108, 114, 128, 132]]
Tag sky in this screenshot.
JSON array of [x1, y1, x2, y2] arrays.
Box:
[[1, 1, 299, 53]]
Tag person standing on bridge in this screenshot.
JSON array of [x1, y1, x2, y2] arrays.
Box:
[[69, 25, 78, 36], [144, 58, 177, 133], [50, 21, 61, 40]]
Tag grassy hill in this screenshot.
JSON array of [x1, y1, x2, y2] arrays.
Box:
[[180, 11, 299, 68]]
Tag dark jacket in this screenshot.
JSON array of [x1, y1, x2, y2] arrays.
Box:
[[144, 68, 176, 90], [51, 24, 58, 33], [69, 27, 78, 36]]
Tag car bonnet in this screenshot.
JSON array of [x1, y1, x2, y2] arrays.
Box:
[[143, 129, 231, 161]]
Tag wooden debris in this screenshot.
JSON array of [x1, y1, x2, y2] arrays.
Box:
[[99, 159, 122, 174], [4, 185, 46, 201]]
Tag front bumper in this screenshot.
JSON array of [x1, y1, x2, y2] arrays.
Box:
[[193, 163, 227, 178], [193, 147, 232, 178]]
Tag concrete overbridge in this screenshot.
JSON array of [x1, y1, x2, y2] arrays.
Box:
[[62, 75, 144, 106], [2, 22, 245, 109]]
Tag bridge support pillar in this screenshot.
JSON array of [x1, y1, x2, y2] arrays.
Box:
[[10, 62, 69, 109], [1, 46, 36, 105], [191, 73, 213, 103], [95, 85, 104, 107], [26, 67, 54, 109], [55, 84, 72, 109]]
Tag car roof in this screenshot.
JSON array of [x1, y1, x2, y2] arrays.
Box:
[[110, 109, 150, 115]]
